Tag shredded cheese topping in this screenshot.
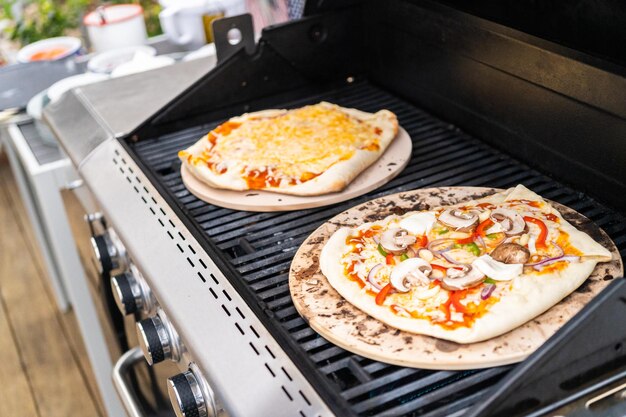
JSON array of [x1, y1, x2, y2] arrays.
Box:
[[181, 102, 386, 187]]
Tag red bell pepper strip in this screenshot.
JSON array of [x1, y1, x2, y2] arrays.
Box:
[[385, 253, 395, 265], [455, 219, 494, 244], [375, 283, 393, 305], [442, 290, 467, 321], [431, 264, 449, 274], [443, 297, 452, 321], [476, 219, 494, 237], [523, 216, 548, 248], [450, 290, 467, 314], [455, 235, 475, 244]]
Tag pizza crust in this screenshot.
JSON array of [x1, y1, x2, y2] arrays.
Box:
[[319, 185, 612, 344], [180, 102, 399, 196]]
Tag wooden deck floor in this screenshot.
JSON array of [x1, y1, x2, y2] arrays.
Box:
[[0, 154, 105, 417]]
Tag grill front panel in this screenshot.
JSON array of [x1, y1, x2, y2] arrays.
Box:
[[130, 79, 626, 416]]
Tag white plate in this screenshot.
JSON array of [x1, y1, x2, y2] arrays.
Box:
[[87, 45, 157, 74], [111, 54, 175, 78]]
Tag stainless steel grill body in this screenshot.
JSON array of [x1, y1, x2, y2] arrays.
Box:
[[45, 1, 626, 416]]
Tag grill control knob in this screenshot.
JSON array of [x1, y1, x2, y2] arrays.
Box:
[[111, 273, 141, 315], [111, 265, 155, 316], [136, 311, 181, 365], [168, 368, 216, 417], [137, 315, 171, 365], [90, 230, 126, 276]]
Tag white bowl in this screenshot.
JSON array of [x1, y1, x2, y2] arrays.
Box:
[[87, 45, 157, 74], [47, 73, 109, 103], [17, 36, 82, 63]]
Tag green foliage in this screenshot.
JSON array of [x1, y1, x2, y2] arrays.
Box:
[[0, 0, 162, 46]]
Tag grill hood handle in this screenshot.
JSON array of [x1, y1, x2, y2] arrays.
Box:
[[112, 347, 149, 417]]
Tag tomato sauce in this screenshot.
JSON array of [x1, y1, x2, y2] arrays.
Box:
[[243, 168, 322, 189], [213, 121, 241, 136], [206, 132, 217, 145], [344, 261, 365, 288], [438, 290, 498, 330], [207, 162, 227, 174], [360, 143, 380, 151], [545, 213, 559, 222]]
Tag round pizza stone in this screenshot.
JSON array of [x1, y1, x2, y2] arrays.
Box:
[[181, 127, 412, 212], [288, 187, 623, 370]]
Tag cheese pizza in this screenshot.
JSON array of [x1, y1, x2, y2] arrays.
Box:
[[178, 102, 398, 196], [319, 185, 613, 344]]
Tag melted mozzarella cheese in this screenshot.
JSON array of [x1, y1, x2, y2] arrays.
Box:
[[398, 212, 436, 235], [472, 255, 523, 281], [207, 103, 382, 180], [528, 235, 537, 254]]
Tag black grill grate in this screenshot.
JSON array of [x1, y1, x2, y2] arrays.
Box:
[[131, 80, 626, 416]]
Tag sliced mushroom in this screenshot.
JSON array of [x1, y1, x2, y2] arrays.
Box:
[[390, 258, 432, 292], [438, 208, 479, 231], [490, 242, 530, 264], [478, 209, 491, 223], [473, 255, 523, 281], [442, 265, 485, 291], [398, 212, 436, 235], [380, 228, 416, 255], [490, 208, 526, 235]]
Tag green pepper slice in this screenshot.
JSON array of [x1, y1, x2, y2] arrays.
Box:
[[377, 243, 388, 257]]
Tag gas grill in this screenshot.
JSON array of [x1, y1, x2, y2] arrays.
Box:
[[44, 1, 626, 416]]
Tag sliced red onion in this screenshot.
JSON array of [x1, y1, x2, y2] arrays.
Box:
[[428, 238, 455, 254], [372, 235, 380, 244], [551, 241, 564, 258], [526, 256, 557, 267], [441, 251, 468, 265], [475, 235, 486, 252], [481, 283, 496, 300], [392, 305, 411, 316], [532, 255, 579, 270], [367, 263, 383, 291]]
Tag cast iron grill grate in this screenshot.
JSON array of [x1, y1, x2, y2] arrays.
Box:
[[131, 80, 626, 416]]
